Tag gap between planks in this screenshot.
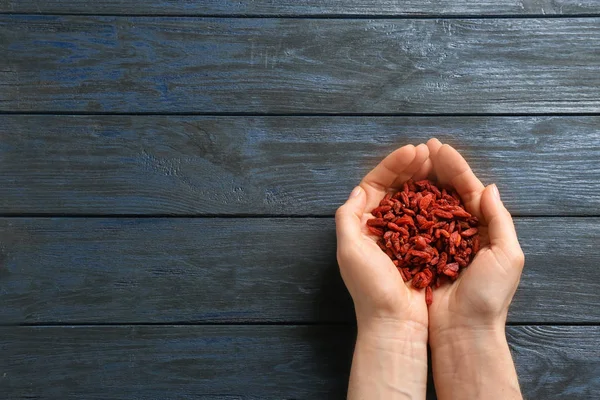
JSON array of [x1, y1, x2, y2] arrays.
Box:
[[2, 13, 600, 19], [2, 322, 599, 328], [0, 214, 597, 218], [3, 111, 600, 117]]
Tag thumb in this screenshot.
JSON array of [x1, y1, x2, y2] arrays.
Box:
[[335, 186, 367, 243], [480, 184, 525, 268]]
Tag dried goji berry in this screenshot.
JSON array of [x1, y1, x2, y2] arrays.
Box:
[[387, 222, 405, 233], [461, 227, 478, 237], [442, 262, 460, 279], [367, 226, 384, 236], [366, 179, 480, 304], [398, 267, 408, 282], [452, 209, 471, 218], [419, 194, 434, 211], [394, 215, 415, 226], [426, 286, 433, 306], [433, 209, 454, 219], [414, 236, 428, 250], [371, 205, 392, 214], [412, 269, 433, 288], [383, 212, 396, 220], [367, 218, 387, 227]]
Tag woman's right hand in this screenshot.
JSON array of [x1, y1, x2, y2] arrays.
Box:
[[336, 143, 433, 400], [336, 143, 432, 330]]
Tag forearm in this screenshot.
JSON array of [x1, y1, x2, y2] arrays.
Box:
[[430, 325, 522, 400], [348, 319, 428, 400]]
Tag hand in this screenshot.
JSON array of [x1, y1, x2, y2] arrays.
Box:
[[425, 139, 525, 337], [425, 139, 524, 400], [336, 144, 432, 400], [336, 143, 432, 330]]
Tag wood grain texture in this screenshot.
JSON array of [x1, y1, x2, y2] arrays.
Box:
[[1, 217, 598, 324], [0, 325, 354, 399], [1, 0, 599, 16], [1, 325, 598, 399], [2, 115, 599, 215], [2, 16, 600, 113]]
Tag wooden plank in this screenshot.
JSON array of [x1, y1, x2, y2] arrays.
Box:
[[1, 0, 599, 16], [1, 325, 598, 399], [2, 115, 599, 215], [1, 217, 598, 324], [2, 17, 600, 113]]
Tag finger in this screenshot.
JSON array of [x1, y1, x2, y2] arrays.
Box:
[[480, 184, 525, 269], [335, 186, 367, 243], [432, 144, 485, 219], [361, 144, 429, 211], [426, 137, 443, 160], [361, 144, 417, 193], [396, 143, 430, 187], [426, 138, 443, 180], [412, 157, 433, 181]]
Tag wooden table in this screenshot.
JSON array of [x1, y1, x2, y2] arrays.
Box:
[[1, 1, 599, 398]]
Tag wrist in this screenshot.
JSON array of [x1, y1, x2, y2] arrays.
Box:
[[356, 316, 429, 367], [429, 320, 506, 351], [349, 317, 429, 400], [357, 316, 428, 345], [430, 323, 522, 400]]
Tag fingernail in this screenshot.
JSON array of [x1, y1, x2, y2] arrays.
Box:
[[492, 184, 501, 201], [350, 186, 362, 198]]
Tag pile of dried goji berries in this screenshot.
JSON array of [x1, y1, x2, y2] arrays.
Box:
[[366, 179, 480, 305]]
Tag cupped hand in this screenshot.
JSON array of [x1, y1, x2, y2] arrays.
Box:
[[425, 139, 525, 338], [335, 144, 432, 330]]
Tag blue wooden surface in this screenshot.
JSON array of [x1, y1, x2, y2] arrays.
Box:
[[2, 17, 600, 114], [1, 115, 599, 215], [2, 0, 600, 16], [0, 217, 599, 324], [1, 2, 599, 399], [2, 326, 599, 399]]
